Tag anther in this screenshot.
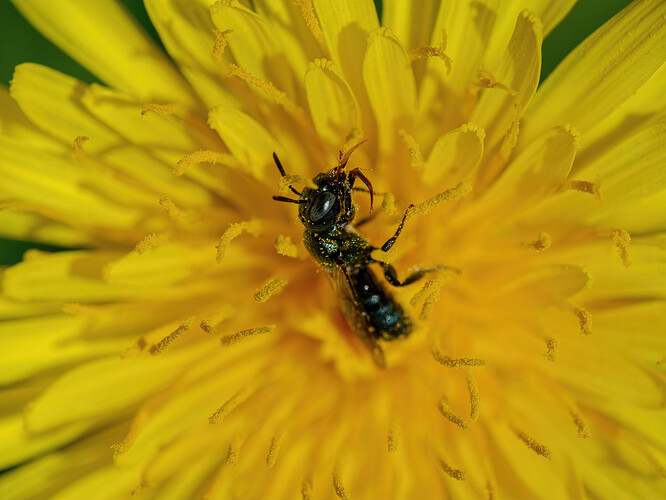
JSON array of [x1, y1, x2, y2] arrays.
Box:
[[513, 429, 551, 459], [466, 372, 481, 421], [140, 103, 176, 116], [209, 387, 254, 425], [227, 64, 299, 113], [407, 181, 472, 221], [438, 399, 469, 430], [382, 192, 397, 215], [387, 420, 400, 453], [573, 307, 592, 335], [254, 279, 288, 303], [611, 228, 631, 267], [301, 478, 314, 500], [266, 429, 286, 469], [398, 130, 424, 168], [200, 305, 234, 334], [175, 150, 236, 176], [545, 338, 559, 361], [473, 69, 517, 96], [216, 219, 262, 263], [275, 234, 299, 258], [333, 464, 350, 500], [135, 233, 167, 255], [73, 136, 89, 161], [294, 0, 324, 44], [570, 408, 590, 439], [410, 29, 452, 75], [527, 231, 552, 252], [438, 455, 466, 481], [566, 180, 601, 199], [226, 438, 240, 466], [159, 195, 181, 220], [220, 324, 276, 346], [213, 29, 233, 60], [431, 347, 486, 368], [150, 317, 195, 354]]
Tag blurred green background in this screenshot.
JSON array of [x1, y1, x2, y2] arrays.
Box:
[[0, 0, 633, 265]]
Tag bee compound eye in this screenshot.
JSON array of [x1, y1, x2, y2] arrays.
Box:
[[309, 191, 337, 222]]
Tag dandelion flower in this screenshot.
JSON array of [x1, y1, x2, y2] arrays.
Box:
[[1, 0, 666, 499]]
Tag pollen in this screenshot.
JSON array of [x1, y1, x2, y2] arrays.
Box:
[[333, 464, 350, 500], [149, 317, 195, 354], [134, 233, 168, 254], [140, 103, 176, 116], [209, 387, 254, 425], [226, 438, 241, 466], [301, 478, 314, 500], [159, 195, 181, 220], [514, 429, 552, 459], [467, 372, 481, 421], [545, 338, 560, 361], [73, 135, 89, 161], [266, 429, 286, 469], [382, 192, 397, 215], [294, 0, 324, 44], [220, 324, 276, 346], [407, 181, 472, 221], [216, 219, 262, 262], [275, 234, 299, 258], [570, 408, 591, 439], [279, 174, 317, 193], [399, 129, 424, 168], [174, 150, 236, 176], [438, 399, 469, 430], [574, 307, 593, 335], [611, 228, 632, 267], [254, 278, 288, 303], [438, 455, 466, 481], [228, 64, 298, 113], [431, 345, 486, 368], [410, 29, 452, 75], [566, 179, 601, 199], [212, 29, 233, 60], [387, 420, 400, 453], [200, 305, 234, 334], [527, 231, 552, 252]]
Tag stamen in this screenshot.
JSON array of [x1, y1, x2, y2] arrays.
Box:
[[410, 269, 459, 319], [254, 278, 288, 303], [527, 231, 551, 252], [294, 0, 324, 44], [438, 399, 469, 430], [466, 372, 481, 421], [410, 29, 453, 75], [275, 234, 299, 258], [209, 387, 254, 425], [545, 338, 559, 362], [73, 135, 89, 161], [222, 439, 239, 467], [333, 464, 350, 500], [513, 429, 551, 459], [279, 174, 317, 193], [150, 317, 195, 354], [406, 181, 472, 222], [438, 455, 466, 481], [473, 69, 517, 96], [387, 420, 400, 453], [498, 102, 520, 163], [431, 345, 486, 368], [382, 192, 397, 215], [266, 429, 286, 469], [220, 324, 276, 346], [398, 130, 424, 168], [175, 150, 236, 176], [573, 307, 592, 335], [200, 305, 234, 334], [227, 64, 299, 113], [216, 219, 262, 263], [566, 179, 601, 199], [134, 233, 168, 255], [611, 228, 631, 267], [570, 407, 591, 439], [301, 478, 314, 500], [140, 103, 176, 116], [159, 195, 181, 220], [213, 29, 233, 60]]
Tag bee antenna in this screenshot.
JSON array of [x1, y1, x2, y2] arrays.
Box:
[[336, 139, 368, 178], [273, 195, 304, 204], [272, 152, 301, 196]]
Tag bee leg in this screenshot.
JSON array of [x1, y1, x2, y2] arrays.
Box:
[[382, 263, 446, 287], [380, 204, 415, 252]]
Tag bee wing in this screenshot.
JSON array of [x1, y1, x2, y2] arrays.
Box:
[[329, 264, 386, 368]]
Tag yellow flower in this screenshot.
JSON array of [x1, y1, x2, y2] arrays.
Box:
[[1, 0, 665, 498]]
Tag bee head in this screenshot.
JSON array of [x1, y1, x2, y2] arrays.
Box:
[[298, 172, 355, 233]]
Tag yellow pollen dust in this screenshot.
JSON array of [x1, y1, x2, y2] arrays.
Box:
[[140, 103, 176, 116], [514, 429, 552, 459], [254, 278, 288, 303], [333, 465, 350, 500], [209, 387, 254, 425], [382, 192, 397, 215], [387, 420, 400, 453], [566, 179, 601, 199], [216, 219, 262, 263], [266, 430, 286, 469], [431, 343, 486, 368], [611, 228, 632, 267], [438, 399, 469, 430], [159, 195, 181, 220], [574, 307, 592, 335], [570, 408, 591, 439], [175, 150, 236, 176], [220, 324, 276, 346], [279, 174, 317, 193], [134, 233, 168, 254], [474, 68, 517, 96], [275, 234, 299, 258], [226, 438, 241, 466], [301, 478, 314, 500], [466, 372, 481, 421], [200, 305, 234, 334], [213, 29, 233, 60], [398, 129, 424, 168], [410, 29, 452, 74], [527, 231, 552, 252], [438, 455, 467, 481], [294, 0, 324, 44], [228, 64, 298, 113], [545, 338, 560, 361], [411, 268, 459, 320], [149, 317, 195, 354], [73, 135, 89, 161], [407, 181, 472, 222]]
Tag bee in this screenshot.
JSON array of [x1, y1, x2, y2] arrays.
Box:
[[272, 142, 439, 367]]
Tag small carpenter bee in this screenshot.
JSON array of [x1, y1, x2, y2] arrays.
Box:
[[272, 142, 439, 367]]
